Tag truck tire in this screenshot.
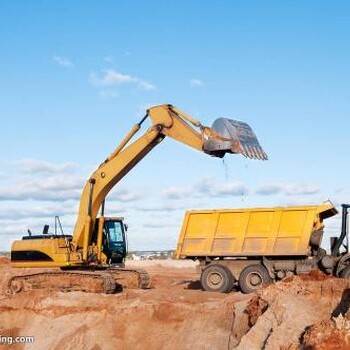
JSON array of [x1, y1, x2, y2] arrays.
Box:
[[239, 264, 272, 294], [200, 264, 234, 293], [340, 266, 350, 279]]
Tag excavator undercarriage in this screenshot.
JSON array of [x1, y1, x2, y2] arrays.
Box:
[[6, 267, 151, 295]]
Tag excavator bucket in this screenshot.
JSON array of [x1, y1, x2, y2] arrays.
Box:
[[203, 118, 268, 160]]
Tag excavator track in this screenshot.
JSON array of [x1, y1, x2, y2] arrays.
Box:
[[108, 267, 151, 290], [5, 271, 117, 295], [5, 268, 151, 295]]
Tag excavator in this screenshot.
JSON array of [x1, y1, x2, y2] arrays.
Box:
[[7, 104, 267, 294]]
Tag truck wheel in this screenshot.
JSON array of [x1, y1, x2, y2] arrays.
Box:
[[200, 264, 234, 293], [239, 264, 272, 294], [340, 266, 350, 279]]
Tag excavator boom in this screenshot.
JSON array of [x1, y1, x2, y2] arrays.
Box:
[[72, 104, 267, 254]]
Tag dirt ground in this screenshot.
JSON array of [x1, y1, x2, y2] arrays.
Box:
[[0, 257, 350, 350]]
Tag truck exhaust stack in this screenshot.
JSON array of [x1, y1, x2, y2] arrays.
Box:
[[203, 118, 268, 160]]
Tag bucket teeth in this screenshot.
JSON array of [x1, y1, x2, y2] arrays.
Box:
[[228, 119, 267, 160], [204, 117, 268, 160], [242, 143, 268, 160]]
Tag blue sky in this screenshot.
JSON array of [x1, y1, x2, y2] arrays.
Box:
[[0, 1, 349, 251]]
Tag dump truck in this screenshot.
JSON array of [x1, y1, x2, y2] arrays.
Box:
[[175, 202, 350, 293]]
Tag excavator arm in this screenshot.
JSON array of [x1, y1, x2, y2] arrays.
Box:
[[72, 104, 268, 260]]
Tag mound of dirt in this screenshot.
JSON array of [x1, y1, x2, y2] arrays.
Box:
[[234, 275, 350, 349], [299, 290, 350, 350], [1, 263, 350, 349], [0, 255, 10, 265], [301, 318, 350, 350]]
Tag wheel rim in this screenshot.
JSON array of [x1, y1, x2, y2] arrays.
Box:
[[207, 272, 224, 289], [246, 272, 263, 289]]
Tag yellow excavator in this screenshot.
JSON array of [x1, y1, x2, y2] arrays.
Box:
[[7, 104, 267, 294]]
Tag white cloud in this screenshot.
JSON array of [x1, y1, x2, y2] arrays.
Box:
[[256, 182, 320, 196], [0, 159, 84, 249], [137, 80, 156, 91], [215, 182, 248, 196], [0, 201, 77, 220], [0, 159, 149, 204], [53, 55, 73, 68], [143, 221, 176, 229], [194, 177, 248, 197], [161, 187, 190, 200], [0, 176, 82, 201], [162, 178, 321, 202], [90, 70, 133, 85], [109, 187, 145, 202], [89, 69, 155, 90], [135, 202, 185, 212], [256, 183, 282, 195], [284, 183, 319, 196], [0, 159, 83, 201], [190, 78, 204, 87], [162, 177, 248, 200], [18, 158, 75, 174]]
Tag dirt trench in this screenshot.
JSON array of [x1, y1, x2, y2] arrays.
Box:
[[1, 257, 350, 349]]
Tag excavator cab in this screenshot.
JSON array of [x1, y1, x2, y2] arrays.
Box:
[[98, 217, 127, 265]]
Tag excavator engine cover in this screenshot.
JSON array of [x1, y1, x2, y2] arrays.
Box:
[[203, 118, 268, 160]]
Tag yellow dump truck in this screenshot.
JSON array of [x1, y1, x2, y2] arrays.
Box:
[[175, 203, 350, 293]]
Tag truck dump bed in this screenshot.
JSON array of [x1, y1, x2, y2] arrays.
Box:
[[175, 203, 337, 258]]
